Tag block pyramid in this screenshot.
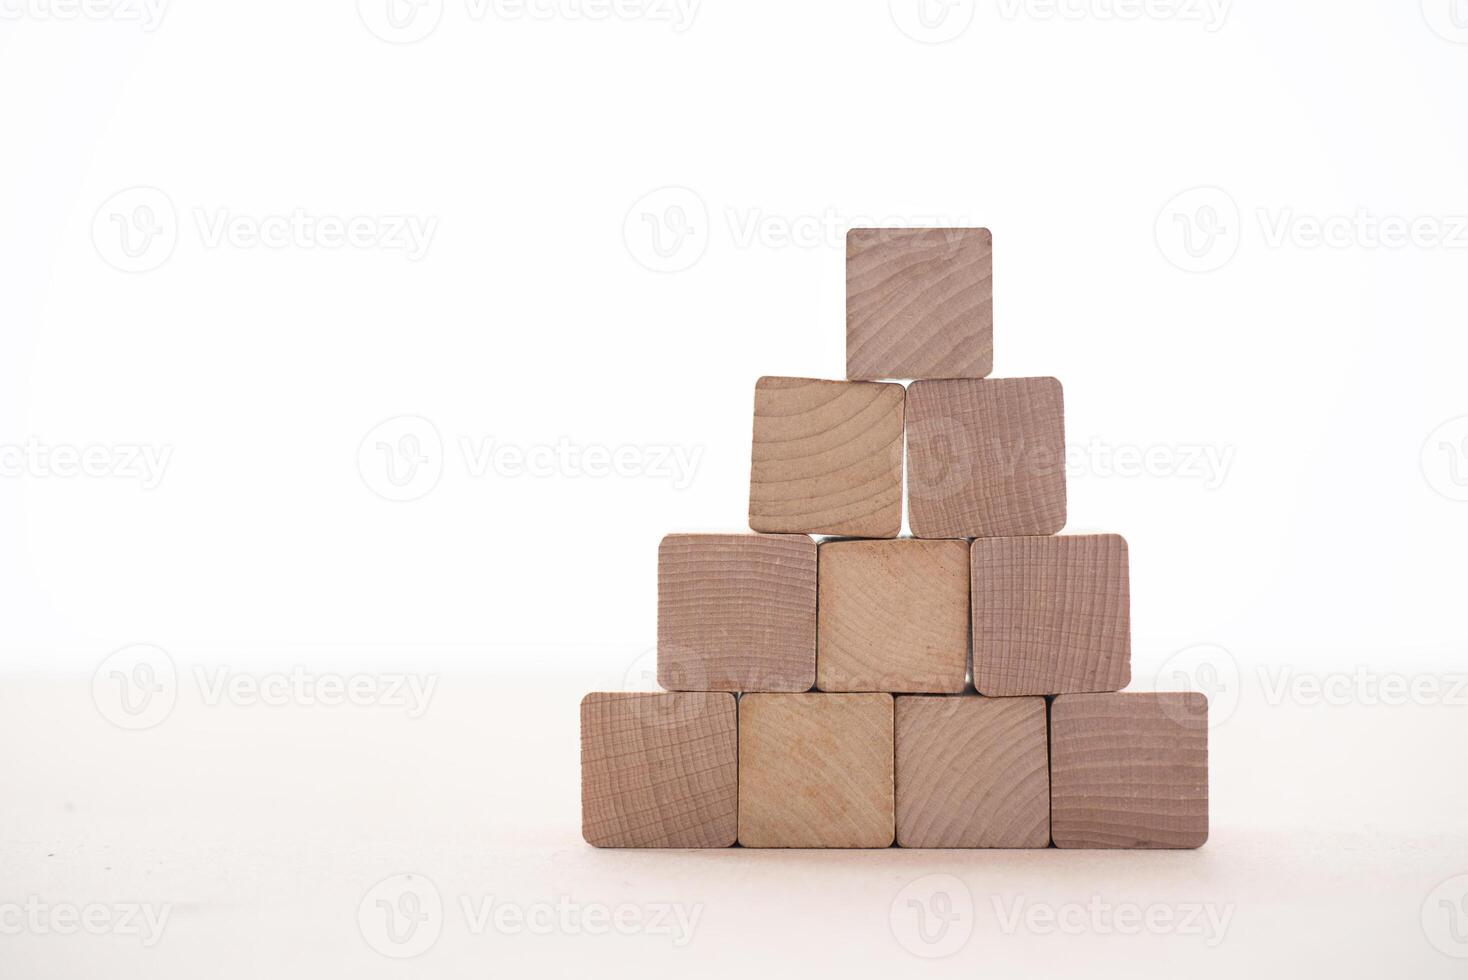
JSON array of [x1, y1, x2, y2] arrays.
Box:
[[581, 227, 1209, 849]]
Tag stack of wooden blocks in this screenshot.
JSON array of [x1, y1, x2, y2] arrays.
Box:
[[581, 228, 1209, 849]]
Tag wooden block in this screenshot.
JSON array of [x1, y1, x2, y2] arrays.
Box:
[[846, 227, 994, 381], [971, 534, 1130, 696], [657, 533, 816, 692], [1050, 692, 1209, 849], [906, 377, 1066, 538], [816, 539, 968, 693], [749, 376, 904, 538], [580, 692, 738, 848], [738, 693, 894, 848], [895, 696, 1050, 848]]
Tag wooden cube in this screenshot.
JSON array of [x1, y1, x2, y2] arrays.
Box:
[[971, 534, 1130, 696], [658, 533, 816, 692], [817, 539, 968, 693], [906, 377, 1066, 538], [1050, 692, 1209, 849], [738, 693, 894, 848], [580, 692, 738, 848], [846, 228, 994, 381], [749, 376, 904, 538], [895, 696, 1050, 848]]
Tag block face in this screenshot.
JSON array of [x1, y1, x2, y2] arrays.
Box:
[[580, 692, 738, 848], [846, 228, 994, 381], [971, 534, 1130, 696], [816, 539, 968, 694], [895, 696, 1050, 848], [749, 376, 904, 538], [906, 377, 1066, 538], [1050, 692, 1209, 849], [738, 693, 894, 848], [658, 533, 816, 692]]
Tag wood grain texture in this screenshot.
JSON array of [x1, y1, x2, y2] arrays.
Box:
[[846, 227, 994, 381], [1050, 692, 1209, 849], [895, 696, 1050, 848], [658, 533, 816, 692], [738, 693, 894, 848], [580, 692, 737, 848], [971, 534, 1131, 696], [816, 539, 968, 694], [749, 376, 904, 538], [906, 377, 1066, 538]]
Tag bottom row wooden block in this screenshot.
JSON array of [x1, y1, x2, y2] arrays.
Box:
[[581, 691, 1207, 849]]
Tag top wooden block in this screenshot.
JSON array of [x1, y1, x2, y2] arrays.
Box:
[[846, 228, 993, 381], [906, 376, 1066, 538], [749, 377, 904, 538], [658, 533, 817, 692]]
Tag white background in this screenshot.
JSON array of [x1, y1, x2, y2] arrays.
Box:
[[2, 1, 1467, 977]]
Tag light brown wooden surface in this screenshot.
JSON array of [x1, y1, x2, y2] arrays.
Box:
[[657, 533, 817, 692], [895, 695, 1050, 848], [738, 693, 894, 848], [580, 692, 738, 848], [748, 376, 904, 538], [1050, 692, 1209, 849], [971, 534, 1130, 696], [906, 376, 1066, 538], [816, 539, 968, 693], [846, 227, 994, 381]]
